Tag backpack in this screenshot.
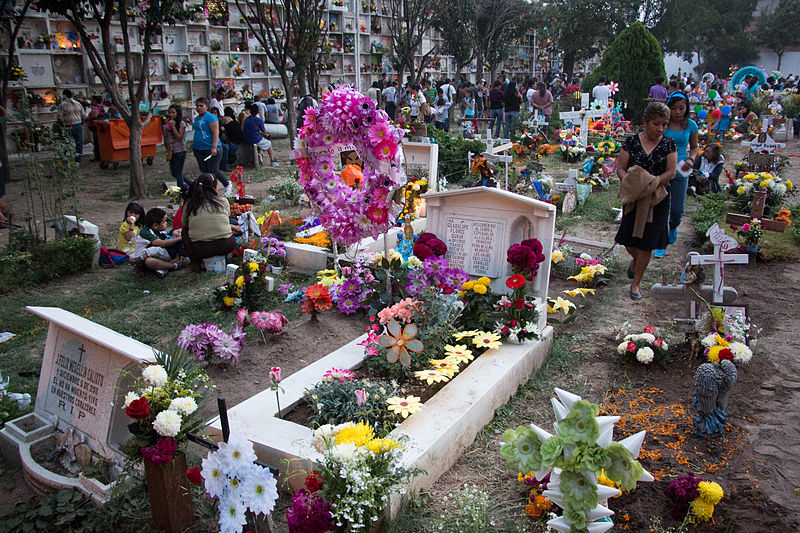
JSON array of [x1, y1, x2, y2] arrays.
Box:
[[98, 247, 130, 268]]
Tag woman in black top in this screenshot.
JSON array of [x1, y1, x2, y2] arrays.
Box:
[[615, 102, 677, 300], [503, 80, 522, 138], [488, 80, 505, 138], [221, 107, 243, 169]]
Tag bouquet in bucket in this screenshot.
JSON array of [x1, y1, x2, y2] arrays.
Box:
[[494, 274, 540, 343], [211, 258, 271, 311], [121, 348, 211, 465], [733, 218, 762, 247], [616, 325, 669, 366]]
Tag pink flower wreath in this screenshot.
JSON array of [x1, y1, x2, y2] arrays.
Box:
[[294, 86, 407, 245]]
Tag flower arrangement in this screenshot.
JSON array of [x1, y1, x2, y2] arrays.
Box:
[[270, 88, 284, 99], [304, 375, 396, 434], [328, 259, 375, 314], [559, 144, 586, 162], [261, 236, 286, 266], [236, 307, 287, 344], [733, 218, 763, 247], [494, 275, 540, 343], [616, 325, 670, 366], [507, 238, 546, 281], [230, 203, 252, 217], [700, 332, 752, 364], [121, 349, 210, 465], [211, 258, 271, 311], [200, 433, 279, 533], [458, 277, 497, 331], [302, 284, 333, 319], [295, 86, 407, 245], [308, 422, 416, 531], [518, 471, 553, 518], [286, 479, 334, 533], [168, 62, 181, 74], [177, 322, 246, 363], [164, 185, 183, 205], [404, 256, 468, 296], [180, 59, 194, 75], [666, 473, 724, 523], [412, 231, 446, 260], [728, 171, 793, 218]]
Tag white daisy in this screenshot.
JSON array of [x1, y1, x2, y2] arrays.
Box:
[[201, 453, 225, 499], [218, 433, 257, 478], [218, 493, 247, 533], [241, 466, 279, 515]]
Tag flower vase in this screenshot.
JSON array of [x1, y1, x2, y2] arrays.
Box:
[[747, 245, 759, 265], [143, 452, 194, 533], [271, 265, 284, 274]]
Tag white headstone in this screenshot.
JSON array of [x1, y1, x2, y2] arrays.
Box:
[[27, 307, 157, 460], [688, 224, 748, 303], [403, 142, 440, 191], [558, 93, 608, 147], [741, 132, 785, 153], [423, 187, 556, 304]]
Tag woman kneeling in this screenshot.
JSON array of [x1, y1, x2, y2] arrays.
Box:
[[182, 173, 237, 272]]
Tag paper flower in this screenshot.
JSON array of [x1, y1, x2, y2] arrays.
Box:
[[443, 344, 474, 363], [386, 396, 422, 418], [472, 331, 502, 350], [414, 369, 450, 385], [378, 319, 423, 366]]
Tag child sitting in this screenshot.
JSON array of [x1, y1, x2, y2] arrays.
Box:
[[133, 208, 188, 278], [689, 144, 724, 195], [118, 201, 144, 255]]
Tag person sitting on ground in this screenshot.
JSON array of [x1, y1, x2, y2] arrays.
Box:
[[118, 201, 145, 255], [734, 104, 758, 134], [690, 143, 724, 195], [133, 208, 187, 278], [181, 174, 239, 273], [243, 103, 279, 166]]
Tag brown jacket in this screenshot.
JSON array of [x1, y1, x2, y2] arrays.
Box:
[[619, 166, 667, 238]]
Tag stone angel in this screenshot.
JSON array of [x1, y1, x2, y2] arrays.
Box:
[[692, 360, 738, 437]]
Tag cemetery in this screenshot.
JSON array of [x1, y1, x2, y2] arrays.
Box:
[[2, 3, 800, 532]]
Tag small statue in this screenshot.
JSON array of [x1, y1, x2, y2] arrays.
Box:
[[692, 360, 737, 437], [0, 373, 32, 409]]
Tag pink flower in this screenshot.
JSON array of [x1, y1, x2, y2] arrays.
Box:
[[644, 325, 655, 334], [237, 308, 249, 325], [251, 311, 287, 334], [627, 341, 637, 353], [741, 223, 751, 232], [374, 139, 397, 160], [270, 367, 282, 384], [654, 337, 663, 348], [364, 345, 378, 356], [354, 389, 366, 406], [368, 121, 390, 146]]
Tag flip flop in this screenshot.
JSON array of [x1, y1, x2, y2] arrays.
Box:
[[629, 290, 643, 301]]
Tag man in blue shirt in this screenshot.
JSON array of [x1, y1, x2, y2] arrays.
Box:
[[192, 97, 230, 193], [243, 103, 278, 166]]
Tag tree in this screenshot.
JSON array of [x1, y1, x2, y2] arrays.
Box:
[[755, 0, 800, 71], [236, 0, 327, 145], [653, 0, 757, 75], [38, 0, 187, 198], [433, 0, 476, 78], [472, 0, 522, 82], [0, 0, 34, 187], [583, 22, 666, 122], [386, 0, 440, 85]]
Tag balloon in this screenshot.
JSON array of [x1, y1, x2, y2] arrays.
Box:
[[721, 104, 731, 116], [694, 104, 702, 113], [711, 108, 722, 119], [708, 89, 718, 99], [698, 110, 708, 120]]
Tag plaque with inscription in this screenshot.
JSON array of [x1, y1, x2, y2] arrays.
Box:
[[443, 216, 505, 277]]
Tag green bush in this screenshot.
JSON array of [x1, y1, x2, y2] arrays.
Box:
[[303, 378, 397, 436], [691, 193, 728, 240], [0, 396, 30, 429], [0, 231, 95, 293], [268, 176, 303, 204], [582, 22, 666, 124], [431, 128, 486, 188]]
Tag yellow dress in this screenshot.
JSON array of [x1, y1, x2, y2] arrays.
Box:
[[118, 221, 140, 254]]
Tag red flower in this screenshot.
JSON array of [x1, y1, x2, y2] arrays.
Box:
[[506, 274, 527, 289], [125, 397, 150, 420], [186, 466, 202, 484], [305, 471, 323, 492], [627, 341, 637, 353], [514, 298, 525, 309], [644, 325, 655, 334], [509, 319, 517, 327], [719, 348, 733, 362], [502, 326, 509, 334], [654, 337, 663, 348]]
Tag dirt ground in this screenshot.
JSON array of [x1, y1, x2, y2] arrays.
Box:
[[2, 135, 800, 531]]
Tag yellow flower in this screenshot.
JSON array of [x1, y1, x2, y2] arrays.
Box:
[[473, 283, 487, 295], [428, 358, 459, 377], [568, 270, 594, 283], [697, 481, 724, 505], [386, 395, 422, 418], [453, 330, 479, 340], [552, 250, 564, 264], [737, 186, 745, 195], [477, 276, 491, 286], [462, 280, 476, 291], [743, 173, 757, 181], [365, 437, 402, 454], [415, 369, 450, 385], [223, 296, 235, 307], [550, 297, 575, 315], [690, 498, 715, 521], [587, 264, 608, 275], [334, 421, 374, 447], [248, 262, 259, 272], [760, 172, 774, 180], [563, 288, 596, 297], [597, 469, 621, 496], [235, 276, 245, 288], [759, 179, 770, 188], [256, 215, 266, 225], [472, 331, 502, 350], [444, 344, 474, 363], [547, 302, 558, 314], [787, 180, 793, 190]]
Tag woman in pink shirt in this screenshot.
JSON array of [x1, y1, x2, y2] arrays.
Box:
[[530, 82, 554, 129]]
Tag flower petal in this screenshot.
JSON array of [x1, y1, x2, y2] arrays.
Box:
[[386, 345, 401, 363], [401, 323, 418, 340], [404, 339, 424, 353], [378, 334, 396, 348], [387, 319, 402, 338], [399, 347, 411, 367]]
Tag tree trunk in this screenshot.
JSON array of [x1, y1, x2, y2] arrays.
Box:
[[128, 119, 147, 198], [777, 52, 783, 71], [563, 51, 576, 82], [0, 119, 9, 187]]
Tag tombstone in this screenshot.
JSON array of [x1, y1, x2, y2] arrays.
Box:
[[0, 307, 157, 500], [562, 190, 577, 213], [402, 142, 439, 191], [690, 224, 748, 304], [423, 187, 556, 323]]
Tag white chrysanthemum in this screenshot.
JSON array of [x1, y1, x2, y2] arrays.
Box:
[[617, 341, 629, 355], [153, 410, 182, 437], [636, 347, 655, 364], [124, 391, 138, 407], [639, 333, 656, 343], [219, 433, 258, 478], [218, 493, 247, 533], [241, 466, 279, 515], [701, 333, 718, 348], [579, 253, 593, 261], [729, 342, 752, 364], [202, 453, 225, 498], [311, 424, 336, 453], [168, 396, 198, 416], [330, 442, 359, 462], [524, 322, 537, 333], [142, 365, 168, 387]]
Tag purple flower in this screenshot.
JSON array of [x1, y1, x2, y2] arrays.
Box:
[[422, 256, 449, 278], [211, 331, 242, 362], [666, 473, 702, 519], [278, 284, 292, 295], [286, 489, 334, 533], [140, 438, 177, 465]]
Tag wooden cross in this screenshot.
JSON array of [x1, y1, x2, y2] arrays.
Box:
[[725, 189, 787, 233], [558, 94, 608, 147], [689, 223, 748, 303]]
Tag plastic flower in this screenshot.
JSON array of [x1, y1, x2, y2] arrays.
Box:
[[386, 396, 422, 418], [472, 331, 502, 350], [241, 466, 279, 515], [499, 426, 543, 473], [219, 433, 258, 477], [636, 347, 655, 364], [558, 400, 599, 445], [415, 369, 450, 385], [550, 297, 575, 315], [218, 496, 247, 533], [153, 410, 182, 437], [604, 442, 644, 491], [506, 274, 527, 289], [322, 367, 355, 382], [168, 397, 198, 416], [444, 344, 474, 363], [453, 330, 479, 340], [428, 358, 459, 377], [202, 453, 226, 498], [552, 249, 564, 264], [559, 470, 599, 512], [142, 365, 168, 387], [378, 319, 424, 366], [563, 288, 595, 297]]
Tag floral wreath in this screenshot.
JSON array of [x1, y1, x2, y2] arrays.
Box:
[[294, 86, 407, 245]]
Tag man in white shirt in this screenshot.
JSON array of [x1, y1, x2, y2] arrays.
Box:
[[526, 84, 536, 114], [59, 89, 87, 163], [382, 81, 398, 120], [441, 78, 457, 127], [592, 75, 611, 109], [210, 88, 225, 116]]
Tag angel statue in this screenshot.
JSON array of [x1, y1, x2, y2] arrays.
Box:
[[692, 360, 738, 437]]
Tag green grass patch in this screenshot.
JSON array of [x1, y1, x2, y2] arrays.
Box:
[[555, 186, 619, 232]]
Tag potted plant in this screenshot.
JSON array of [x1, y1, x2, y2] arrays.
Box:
[[262, 236, 286, 273]]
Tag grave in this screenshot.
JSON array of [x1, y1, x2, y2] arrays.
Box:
[[689, 224, 748, 303], [558, 93, 608, 147], [403, 141, 439, 191], [0, 307, 156, 502], [725, 186, 787, 233]]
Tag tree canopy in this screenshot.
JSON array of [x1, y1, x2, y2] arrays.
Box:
[[755, 0, 800, 71]]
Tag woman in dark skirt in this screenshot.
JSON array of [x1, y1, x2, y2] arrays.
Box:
[[615, 102, 677, 300]]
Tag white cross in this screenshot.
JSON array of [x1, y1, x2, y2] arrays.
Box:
[[558, 93, 608, 147], [689, 223, 748, 303]]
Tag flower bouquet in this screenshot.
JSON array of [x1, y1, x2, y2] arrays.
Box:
[[121, 348, 211, 465], [164, 185, 183, 206], [211, 258, 271, 311], [507, 238, 546, 282], [262, 236, 286, 268], [493, 274, 540, 343], [733, 218, 762, 248], [666, 473, 724, 522], [728, 171, 793, 218], [700, 331, 752, 364], [568, 254, 610, 288], [458, 277, 497, 331], [178, 322, 246, 363], [616, 325, 669, 365]]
